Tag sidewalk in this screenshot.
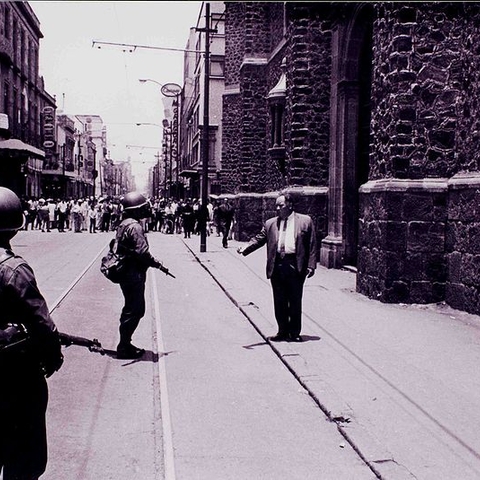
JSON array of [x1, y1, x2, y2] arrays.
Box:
[[183, 233, 480, 480]]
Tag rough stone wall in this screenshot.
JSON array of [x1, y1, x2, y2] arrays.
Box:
[[269, 2, 285, 51], [446, 174, 480, 314], [358, 180, 447, 304], [224, 2, 245, 87], [222, 2, 329, 252], [221, 91, 242, 194], [369, 3, 464, 180], [359, 3, 480, 313], [284, 3, 332, 187], [444, 6, 480, 314], [455, 4, 480, 172]]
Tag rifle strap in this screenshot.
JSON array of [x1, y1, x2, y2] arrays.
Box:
[[113, 218, 136, 254]]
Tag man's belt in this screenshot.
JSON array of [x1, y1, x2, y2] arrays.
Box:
[[276, 252, 295, 260]]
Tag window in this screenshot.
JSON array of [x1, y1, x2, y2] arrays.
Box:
[[210, 59, 224, 77], [3, 81, 9, 114], [267, 58, 287, 148], [4, 5, 9, 39], [12, 87, 17, 125]]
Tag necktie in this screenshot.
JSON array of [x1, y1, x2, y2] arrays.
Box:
[[279, 219, 287, 258]]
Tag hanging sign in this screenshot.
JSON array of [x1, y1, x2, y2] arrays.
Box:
[[161, 83, 182, 97]]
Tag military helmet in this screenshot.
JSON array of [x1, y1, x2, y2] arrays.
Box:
[[0, 187, 25, 231], [120, 191, 148, 210]]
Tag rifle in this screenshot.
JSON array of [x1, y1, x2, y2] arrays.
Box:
[[158, 264, 176, 278], [0, 324, 105, 356], [59, 332, 105, 355]]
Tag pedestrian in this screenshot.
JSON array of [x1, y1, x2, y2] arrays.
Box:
[[115, 191, 168, 359], [27, 197, 38, 230], [71, 199, 83, 232], [213, 199, 221, 236], [57, 198, 68, 232], [0, 187, 64, 479], [181, 199, 195, 238], [88, 202, 97, 233], [237, 192, 316, 342], [37, 198, 49, 232], [217, 197, 234, 248], [47, 199, 56, 231], [101, 199, 112, 232]]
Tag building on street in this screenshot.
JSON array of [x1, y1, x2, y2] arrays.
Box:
[[179, 1, 225, 201], [217, 2, 480, 316], [0, 2, 55, 198]]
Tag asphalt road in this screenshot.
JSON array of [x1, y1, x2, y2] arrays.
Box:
[[11, 229, 376, 480]]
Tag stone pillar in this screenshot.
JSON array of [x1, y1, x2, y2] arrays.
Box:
[[446, 172, 480, 315], [357, 178, 447, 304]]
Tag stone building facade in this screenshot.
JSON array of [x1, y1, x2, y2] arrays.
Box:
[[0, 2, 56, 198], [221, 2, 480, 316]]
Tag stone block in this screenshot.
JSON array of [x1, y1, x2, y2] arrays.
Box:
[[410, 281, 433, 303], [407, 221, 445, 252], [447, 251, 462, 283], [385, 221, 407, 251], [383, 280, 410, 303], [425, 253, 447, 282], [445, 282, 466, 312]]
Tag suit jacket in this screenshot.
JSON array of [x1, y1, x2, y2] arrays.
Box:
[[242, 212, 317, 279]]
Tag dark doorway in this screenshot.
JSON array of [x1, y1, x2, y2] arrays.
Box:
[[343, 6, 373, 267]]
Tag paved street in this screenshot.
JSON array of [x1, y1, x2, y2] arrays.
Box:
[[10, 228, 480, 479]]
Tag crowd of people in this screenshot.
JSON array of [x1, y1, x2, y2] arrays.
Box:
[[19, 195, 236, 241]]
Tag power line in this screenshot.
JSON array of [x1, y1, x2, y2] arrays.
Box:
[[92, 40, 201, 54]]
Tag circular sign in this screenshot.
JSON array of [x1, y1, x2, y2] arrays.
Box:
[[161, 83, 182, 97], [43, 140, 55, 148]]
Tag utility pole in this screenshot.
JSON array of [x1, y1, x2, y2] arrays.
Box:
[[197, 2, 215, 253]]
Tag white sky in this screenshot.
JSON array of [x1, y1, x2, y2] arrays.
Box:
[[31, 1, 203, 191]]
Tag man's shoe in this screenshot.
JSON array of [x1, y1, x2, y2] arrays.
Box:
[[117, 345, 145, 359], [268, 334, 289, 342], [289, 335, 303, 342]]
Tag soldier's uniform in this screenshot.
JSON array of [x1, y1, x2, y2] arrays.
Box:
[[0, 187, 63, 480], [116, 192, 165, 359]]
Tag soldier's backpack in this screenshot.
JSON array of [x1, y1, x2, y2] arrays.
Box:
[[100, 219, 134, 283]]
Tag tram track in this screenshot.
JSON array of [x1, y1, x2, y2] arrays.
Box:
[[38, 237, 173, 480], [48, 240, 108, 315], [181, 239, 382, 479]]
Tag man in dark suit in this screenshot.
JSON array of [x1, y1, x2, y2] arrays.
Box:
[[237, 192, 316, 342]]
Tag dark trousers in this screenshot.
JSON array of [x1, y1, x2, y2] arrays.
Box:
[[221, 220, 231, 247], [57, 211, 66, 232], [270, 254, 305, 338], [0, 372, 48, 480], [119, 279, 146, 346]]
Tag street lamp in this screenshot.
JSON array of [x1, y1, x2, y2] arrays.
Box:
[[139, 78, 182, 199]]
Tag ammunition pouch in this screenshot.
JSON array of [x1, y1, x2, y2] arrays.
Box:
[[0, 323, 30, 356]]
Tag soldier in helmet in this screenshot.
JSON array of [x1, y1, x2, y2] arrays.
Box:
[[115, 191, 168, 359], [0, 187, 64, 479]]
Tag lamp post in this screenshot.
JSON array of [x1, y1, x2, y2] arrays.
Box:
[[139, 78, 181, 199], [196, 2, 215, 252]]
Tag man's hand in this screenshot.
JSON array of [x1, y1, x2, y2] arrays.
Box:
[[237, 246, 245, 255], [306, 268, 315, 278], [43, 351, 64, 378]]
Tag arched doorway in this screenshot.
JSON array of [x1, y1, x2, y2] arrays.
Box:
[[320, 4, 374, 268]]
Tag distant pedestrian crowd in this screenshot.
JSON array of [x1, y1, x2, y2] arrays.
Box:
[[20, 196, 122, 233], [19, 195, 236, 240]]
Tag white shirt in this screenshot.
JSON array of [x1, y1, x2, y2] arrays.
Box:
[[277, 213, 295, 254]]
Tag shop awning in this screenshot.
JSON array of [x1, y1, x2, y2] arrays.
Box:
[[179, 169, 199, 178], [0, 139, 45, 159]]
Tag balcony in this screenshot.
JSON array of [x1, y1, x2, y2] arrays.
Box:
[[0, 38, 13, 64]]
